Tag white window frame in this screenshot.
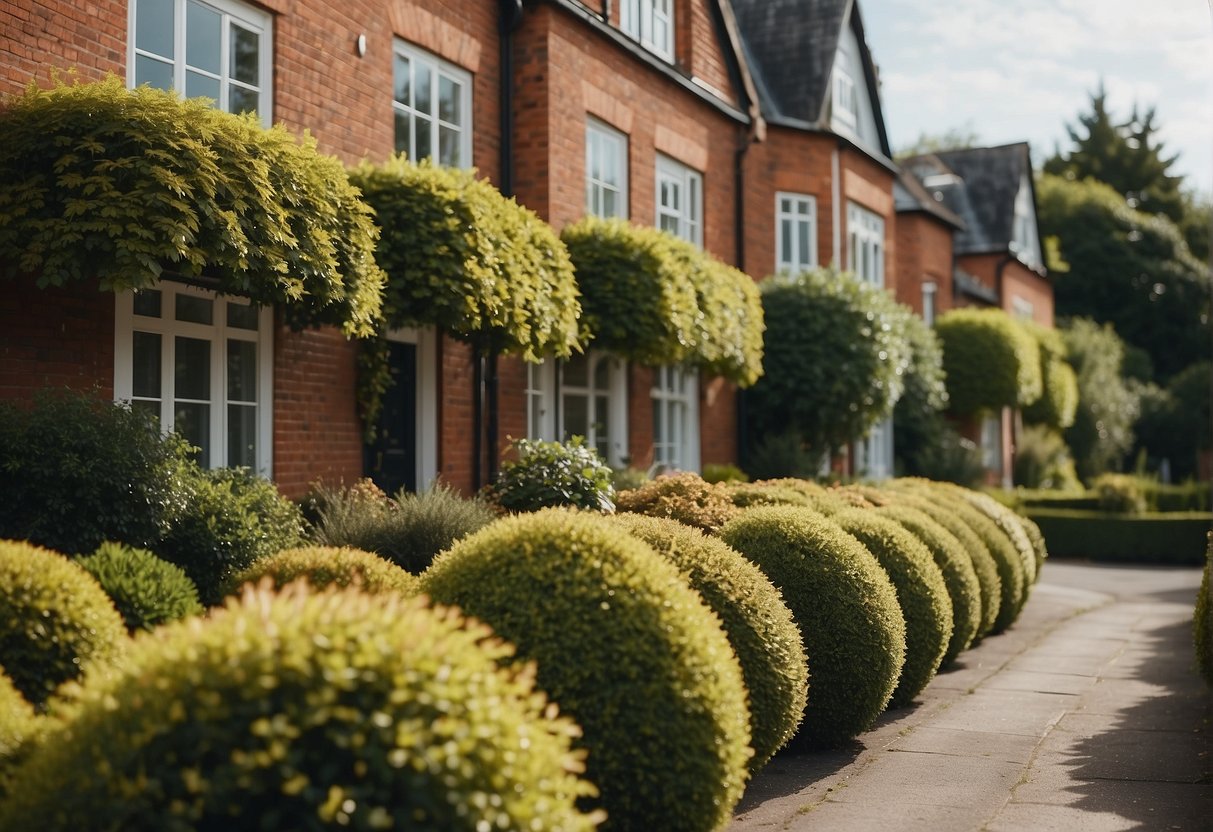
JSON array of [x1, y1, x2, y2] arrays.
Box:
[[656, 155, 703, 247], [833, 64, 857, 129], [384, 327, 439, 490], [127, 0, 273, 127], [922, 281, 937, 326], [776, 192, 818, 274], [556, 351, 629, 468], [652, 365, 699, 473], [114, 282, 273, 475], [526, 360, 557, 442], [586, 118, 629, 219], [981, 413, 1003, 474], [620, 0, 674, 61], [393, 40, 473, 168], [855, 416, 893, 481], [847, 202, 885, 288]]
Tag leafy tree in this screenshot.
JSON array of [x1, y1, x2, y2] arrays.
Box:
[[1131, 361, 1212, 480], [1061, 319, 1140, 481], [1180, 191, 1212, 264], [896, 124, 981, 159]]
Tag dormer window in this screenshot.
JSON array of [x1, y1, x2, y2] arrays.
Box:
[[621, 0, 674, 61], [833, 65, 857, 128]]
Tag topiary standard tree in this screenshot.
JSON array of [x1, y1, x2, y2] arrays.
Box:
[[0, 585, 601, 831], [935, 308, 1042, 416]]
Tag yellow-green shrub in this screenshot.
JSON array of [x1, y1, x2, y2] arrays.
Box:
[[422, 509, 751, 832], [77, 543, 202, 633], [0, 586, 600, 831], [228, 546, 419, 596], [724, 482, 817, 509], [936, 308, 1042, 415], [1196, 536, 1212, 687], [1017, 514, 1049, 579], [720, 507, 905, 748], [0, 666, 38, 792], [614, 473, 739, 533], [613, 513, 807, 773], [1022, 322, 1079, 430], [947, 485, 1039, 591]]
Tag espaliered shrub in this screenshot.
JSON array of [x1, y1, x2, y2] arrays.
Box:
[[0, 541, 126, 708], [613, 513, 808, 772], [833, 510, 952, 708], [77, 543, 202, 633], [614, 473, 739, 533], [561, 217, 764, 385], [0, 666, 38, 790], [1022, 322, 1079, 429], [935, 308, 1042, 415], [0, 77, 384, 335], [1196, 537, 1212, 687], [491, 437, 616, 513], [422, 509, 751, 832], [229, 546, 419, 596], [0, 585, 601, 831], [720, 507, 906, 748]]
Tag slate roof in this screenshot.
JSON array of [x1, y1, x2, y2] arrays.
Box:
[[894, 168, 965, 230]]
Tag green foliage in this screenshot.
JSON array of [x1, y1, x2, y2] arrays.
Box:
[[1092, 473, 1148, 514], [935, 308, 1042, 415], [0, 584, 600, 831], [720, 506, 906, 748], [0, 540, 126, 708], [1014, 425, 1082, 491], [702, 463, 750, 485], [349, 157, 581, 359], [0, 77, 384, 335], [307, 480, 495, 574], [158, 467, 305, 606], [1132, 362, 1212, 481], [893, 312, 953, 475], [724, 482, 817, 509], [614, 473, 739, 533], [491, 437, 616, 513], [1196, 537, 1212, 687], [228, 546, 419, 596], [744, 269, 913, 455], [422, 509, 752, 832], [1061, 318, 1141, 480], [560, 217, 764, 385], [1038, 173, 1209, 380], [950, 486, 1040, 594], [0, 391, 191, 555], [1021, 322, 1079, 429], [1026, 509, 1211, 565], [612, 513, 807, 773], [833, 509, 952, 708], [743, 430, 828, 480], [77, 542, 202, 632], [901, 430, 987, 487], [610, 466, 651, 493], [1179, 191, 1211, 263], [0, 666, 39, 792], [1018, 514, 1049, 578]]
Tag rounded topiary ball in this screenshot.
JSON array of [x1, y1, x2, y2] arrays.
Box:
[[228, 546, 420, 596], [0, 540, 127, 707], [720, 506, 906, 748], [0, 585, 600, 832], [945, 485, 1038, 592], [422, 509, 751, 832], [612, 513, 807, 772], [833, 510, 952, 708], [0, 665, 39, 789], [614, 473, 739, 533], [1017, 515, 1049, 579], [77, 542, 203, 633], [724, 482, 816, 509]]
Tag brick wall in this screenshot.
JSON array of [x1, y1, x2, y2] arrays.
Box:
[[1001, 261, 1054, 326], [894, 212, 955, 316], [0, 0, 125, 95]]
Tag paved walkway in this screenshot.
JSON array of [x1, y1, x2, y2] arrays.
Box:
[[730, 561, 1212, 831]]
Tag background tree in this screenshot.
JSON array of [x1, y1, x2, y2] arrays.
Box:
[[1061, 319, 1140, 481], [896, 124, 981, 159]]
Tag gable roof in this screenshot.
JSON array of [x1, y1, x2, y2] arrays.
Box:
[[922, 143, 1034, 256], [730, 0, 892, 160], [894, 167, 965, 230]]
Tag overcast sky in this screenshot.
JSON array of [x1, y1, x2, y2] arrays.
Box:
[[860, 0, 1213, 197]]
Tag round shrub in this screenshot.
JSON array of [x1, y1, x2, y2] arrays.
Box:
[[935, 308, 1043, 415], [0, 666, 39, 790], [0, 585, 599, 831], [1196, 538, 1212, 687], [725, 482, 817, 509], [702, 463, 749, 484], [491, 437, 616, 513], [229, 546, 419, 596], [833, 510, 952, 708], [612, 513, 807, 773], [871, 504, 982, 664], [422, 509, 751, 832], [614, 473, 739, 534], [0, 540, 126, 707], [720, 506, 906, 748], [1017, 514, 1049, 579], [77, 542, 203, 633], [945, 484, 1038, 592]]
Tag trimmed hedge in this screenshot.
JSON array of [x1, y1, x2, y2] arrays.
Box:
[[935, 308, 1042, 415], [720, 506, 906, 748], [615, 473, 739, 533], [77, 542, 202, 632], [0, 585, 600, 831], [1197, 537, 1212, 687], [228, 546, 420, 596], [0, 77, 384, 335], [613, 513, 808, 772], [0, 540, 127, 708], [422, 509, 751, 832], [833, 510, 952, 708], [1025, 509, 1212, 565]]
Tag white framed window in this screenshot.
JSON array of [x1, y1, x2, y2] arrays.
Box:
[[652, 366, 699, 472], [1011, 296, 1035, 321], [393, 41, 472, 168], [620, 0, 674, 60], [128, 0, 272, 125], [114, 282, 272, 474], [776, 192, 818, 274], [656, 155, 703, 247], [833, 66, 857, 129], [586, 119, 629, 219], [526, 360, 557, 442], [855, 417, 893, 480], [922, 281, 937, 326], [559, 351, 628, 467], [981, 413, 1003, 473], [847, 202, 885, 287]]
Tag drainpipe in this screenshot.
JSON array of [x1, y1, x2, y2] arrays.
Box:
[[831, 146, 842, 265]]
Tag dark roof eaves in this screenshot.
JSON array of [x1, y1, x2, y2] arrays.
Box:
[[764, 117, 898, 174]]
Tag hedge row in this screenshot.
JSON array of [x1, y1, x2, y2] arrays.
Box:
[[1024, 509, 1211, 565]]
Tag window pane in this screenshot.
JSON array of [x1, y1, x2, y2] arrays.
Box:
[[131, 399, 160, 423], [394, 111, 411, 155], [133, 289, 162, 318], [185, 0, 222, 75], [135, 0, 175, 58], [229, 24, 260, 85], [563, 394, 588, 439], [660, 214, 679, 235], [226, 302, 259, 330], [601, 189, 617, 218], [780, 218, 792, 265], [438, 75, 460, 124], [438, 125, 459, 167], [175, 294, 214, 325], [414, 114, 432, 161], [228, 404, 257, 468], [136, 54, 175, 91], [175, 402, 211, 467], [414, 63, 432, 115], [798, 221, 811, 266], [132, 331, 162, 399], [594, 396, 610, 458], [562, 353, 588, 388], [227, 339, 256, 402], [174, 336, 211, 401], [186, 70, 220, 102], [394, 54, 410, 104], [228, 86, 258, 116]]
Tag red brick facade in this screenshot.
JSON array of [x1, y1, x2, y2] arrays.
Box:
[[893, 213, 955, 317]]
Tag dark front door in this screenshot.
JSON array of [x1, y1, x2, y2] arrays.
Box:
[[364, 341, 417, 495]]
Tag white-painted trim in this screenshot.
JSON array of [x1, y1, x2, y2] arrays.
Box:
[[655, 154, 703, 247], [392, 39, 474, 168], [586, 117, 629, 219], [620, 0, 674, 61], [526, 360, 558, 441], [385, 326, 439, 490], [847, 201, 885, 288], [775, 191, 818, 274], [651, 365, 699, 473], [831, 148, 841, 265]]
